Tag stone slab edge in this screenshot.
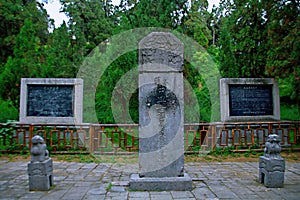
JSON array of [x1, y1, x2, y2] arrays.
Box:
[[129, 173, 192, 191]]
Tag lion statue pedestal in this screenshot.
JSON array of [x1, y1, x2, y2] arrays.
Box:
[[28, 135, 53, 191], [259, 134, 285, 188]]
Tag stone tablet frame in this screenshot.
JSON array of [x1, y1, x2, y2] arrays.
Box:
[[220, 78, 280, 122], [20, 78, 83, 124]]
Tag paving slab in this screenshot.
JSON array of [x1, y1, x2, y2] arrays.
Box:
[[0, 160, 299, 199]]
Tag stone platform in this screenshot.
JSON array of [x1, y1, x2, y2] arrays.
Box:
[[1, 160, 300, 199], [129, 173, 192, 191]]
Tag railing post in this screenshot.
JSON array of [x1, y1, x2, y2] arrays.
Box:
[[89, 124, 94, 154], [29, 124, 34, 149], [211, 124, 217, 151]]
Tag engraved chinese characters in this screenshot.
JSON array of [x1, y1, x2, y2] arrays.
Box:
[[220, 78, 280, 122], [19, 78, 83, 124], [229, 85, 273, 116], [139, 78, 181, 163], [139, 33, 183, 70], [27, 85, 74, 117], [130, 32, 192, 191]]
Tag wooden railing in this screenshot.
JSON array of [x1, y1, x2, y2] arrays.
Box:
[[0, 121, 299, 154]]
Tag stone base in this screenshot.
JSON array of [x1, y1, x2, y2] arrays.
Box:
[[259, 169, 284, 188], [129, 173, 192, 191], [28, 158, 53, 191], [259, 156, 285, 188]]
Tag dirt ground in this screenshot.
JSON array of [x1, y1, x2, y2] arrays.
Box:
[[185, 151, 300, 163], [1, 151, 299, 163]]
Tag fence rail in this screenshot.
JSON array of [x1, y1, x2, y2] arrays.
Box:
[[0, 121, 299, 154]]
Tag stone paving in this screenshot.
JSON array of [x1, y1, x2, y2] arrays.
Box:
[[0, 160, 299, 200]]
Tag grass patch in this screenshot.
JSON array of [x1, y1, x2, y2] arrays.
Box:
[[185, 150, 300, 163], [92, 154, 138, 163], [50, 184, 57, 190], [53, 154, 99, 163], [1, 151, 299, 163], [106, 183, 112, 191]]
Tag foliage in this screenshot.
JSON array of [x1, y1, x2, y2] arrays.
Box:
[[0, 121, 15, 141], [0, 122, 24, 152], [0, 0, 299, 123], [61, 0, 116, 52], [1, 19, 36, 106], [265, 0, 300, 102], [116, 0, 189, 30], [95, 51, 138, 123], [218, 0, 268, 78], [217, 0, 300, 106], [0, 99, 18, 123], [209, 146, 235, 157], [0, 0, 50, 67], [45, 22, 78, 77], [181, 0, 212, 48], [280, 104, 300, 121]]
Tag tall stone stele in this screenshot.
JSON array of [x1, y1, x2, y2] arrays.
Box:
[[28, 135, 53, 191], [259, 134, 285, 188], [129, 32, 192, 191]]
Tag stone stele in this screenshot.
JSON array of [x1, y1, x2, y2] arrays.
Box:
[[129, 32, 192, 191]]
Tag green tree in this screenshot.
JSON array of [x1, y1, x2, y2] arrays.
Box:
[[116, 0, 189, 30], [0, 0, 50, 69], [218, 0, 268, 78], [61, 0, 116, 54], [45, 22, 78, 77], [0, 19, 49, 107], [264, 0, 300, 103], [215, 0, 299, 116], [182, 0, 212, 48]]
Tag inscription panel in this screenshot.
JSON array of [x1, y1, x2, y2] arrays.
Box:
[[229, 84, 273, 116], [19, 78, 83, 124], [27, 85, 74, 117], [220, 78, 280, 122]]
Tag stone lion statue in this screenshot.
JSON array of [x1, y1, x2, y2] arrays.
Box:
[[30, 135, 49, 162], [264, 134, 282, 159]]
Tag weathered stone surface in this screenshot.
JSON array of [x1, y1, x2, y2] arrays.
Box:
[[138, 32, 185, 179], [130, 32, 191, 190], [259, 134, 285, 188], [28, 135, 53, 191], [259, 156, 285, 172], [264, 134, 282, 159], [2, 161, 300, 199], [28, 158, 53, 191], [139, 32, 184, 72], [138, 73, 184, 178], [129, 173, 192, 191], [30, 135, 49, 162]]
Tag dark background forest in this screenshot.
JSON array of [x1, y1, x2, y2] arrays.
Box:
[[0, 0, 299, 123]]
